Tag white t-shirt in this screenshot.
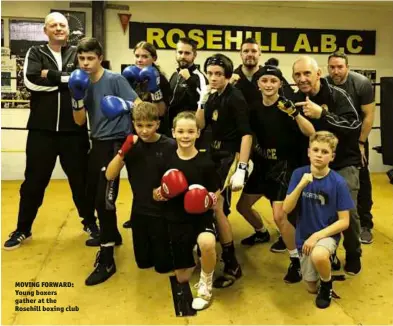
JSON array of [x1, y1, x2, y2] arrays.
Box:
[[47, 45, 62, 71]]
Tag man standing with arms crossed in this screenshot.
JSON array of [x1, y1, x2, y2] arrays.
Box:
[[4, 12, 98, 250], [327, 52, 376, 244]]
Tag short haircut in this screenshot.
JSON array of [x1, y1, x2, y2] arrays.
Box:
[[76, 37, 103, 57], [204, 53, 233, 79], [132, 102, 159, 121], [172, 111, 198, 129], [45, 12, 68, 27], [328, 51, 348, 65], [177, 37, 197, 52], [309, 131, 339, 152], [241, 38, 258, 50]]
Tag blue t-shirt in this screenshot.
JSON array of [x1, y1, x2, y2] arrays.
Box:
[[84, 69, 138, 140], [287, 165, 354, 250]]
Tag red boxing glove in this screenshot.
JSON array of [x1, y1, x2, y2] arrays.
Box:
[[118, 134, 134, 157], [160, 169, 188, 199], [184, 185, 217, 214]]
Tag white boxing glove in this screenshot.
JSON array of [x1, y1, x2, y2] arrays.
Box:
[[198, 85, 212, 106], [230, 162, 248, 191]]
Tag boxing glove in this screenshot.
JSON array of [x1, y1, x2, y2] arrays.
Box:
[[101, 95, 134, 120], [277, 96, 300, 119], [122, 65, 142, 84], [140, 66, 163, 102], [184, 185, 217, 214], [158, 169, 188, 199], [69, 69, 90, 110], [118, 134, 135, 157]]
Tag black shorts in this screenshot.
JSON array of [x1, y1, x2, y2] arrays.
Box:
[[131, 213, 173, 273], [209, 149, 237, 216], [243, 159, 293, 202], [168, 217, 216, 270]]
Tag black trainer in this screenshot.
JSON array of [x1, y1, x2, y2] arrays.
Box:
[[213, 263, 242, 288], [123, 220, 132, 228], [270, 236, 286, 253], [241, 230, 270, 246], [316, 280, 333, 309], [344, 254, 361, 275], [330, 252, 341, 271], [284, 257, 302, 283], [85, 246, 116, 286], [3, 231, 32, 250], [85, 233, 123, 247], [83, 222, 100, 240]]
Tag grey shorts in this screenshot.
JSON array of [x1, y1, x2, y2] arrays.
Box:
[[299, 237, 337, 282]]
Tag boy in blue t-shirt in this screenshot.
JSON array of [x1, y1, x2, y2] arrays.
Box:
[[283, 131, 353, 309]]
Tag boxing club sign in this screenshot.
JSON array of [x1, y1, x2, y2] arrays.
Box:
[[129, 22, 376, 55]]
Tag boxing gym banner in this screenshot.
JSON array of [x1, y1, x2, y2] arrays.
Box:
[[129, 22, 376, 55]]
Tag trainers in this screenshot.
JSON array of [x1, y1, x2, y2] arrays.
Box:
[[3, 231, 32, 250], [85, 246, 116, 286], [85, 233, 122, 247], [83, 222, 100, 240], [213, 263, 242, 288], [270, 236, 286, 253], [192, 278, 212, 310], [316, 280, 333, 308], [360, 227, 373, 244], [284, 257, 302, 283], [241, 230, 270, 246], [344, 254, 361, 275], [123, 220, 132, 229], [330, 252, 341, 271]]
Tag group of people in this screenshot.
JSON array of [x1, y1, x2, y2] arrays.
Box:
[[4, 12, 376, 311]]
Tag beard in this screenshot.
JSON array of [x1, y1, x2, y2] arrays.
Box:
[[243, 61, 257, 69], [178, 60, 190, 69]]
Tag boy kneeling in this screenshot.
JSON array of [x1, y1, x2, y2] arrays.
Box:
[[283, 131, 352, 309]]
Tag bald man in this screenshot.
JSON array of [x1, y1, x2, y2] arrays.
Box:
[[4, 12, 99, 250], [290, 56, 363, 276]]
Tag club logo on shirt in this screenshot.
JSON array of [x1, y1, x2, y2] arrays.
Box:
[[212, 110, 219, 121]]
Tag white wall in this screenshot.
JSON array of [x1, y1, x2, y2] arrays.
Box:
[[2, 1, 393, 180]]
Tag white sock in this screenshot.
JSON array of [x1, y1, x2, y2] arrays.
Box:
[[288, 249, 299, 258], [201, 269, 214, 286], [101, 242, 115, 247], [320, 274, 331, 282], [255, 226, 267, 233]]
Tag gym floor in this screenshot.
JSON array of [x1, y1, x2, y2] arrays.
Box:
[[1, 174, 392, 325]]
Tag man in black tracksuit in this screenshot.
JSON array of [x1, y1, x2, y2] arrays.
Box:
[[3, 12, 98, 250], [168, 38, 207, 127], [292, 56, 362, 275]]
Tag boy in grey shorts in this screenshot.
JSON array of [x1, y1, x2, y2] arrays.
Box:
[[283, 131, 353, 309]]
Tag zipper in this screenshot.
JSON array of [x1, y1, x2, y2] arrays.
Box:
[[40, 47, 62, 132], [169, 74, 181, 106]]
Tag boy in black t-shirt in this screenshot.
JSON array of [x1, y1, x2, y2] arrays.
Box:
[[153, 111, 220, 311], [106, 102, 176, 273], [236, 65, 315, 283], [196, 54, 253, 288]]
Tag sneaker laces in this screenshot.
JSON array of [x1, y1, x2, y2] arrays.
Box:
[[93, 250, 102, 268]]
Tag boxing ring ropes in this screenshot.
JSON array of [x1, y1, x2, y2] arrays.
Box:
[[1, 79, 392, 183]]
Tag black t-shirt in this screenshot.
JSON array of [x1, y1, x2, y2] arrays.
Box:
[[160, 151, 221, 223], [204, 84, 252, 153], [124, 135, 177, 217], [249, 98, 304, 167]]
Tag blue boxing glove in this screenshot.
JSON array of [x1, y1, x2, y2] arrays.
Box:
[[140, 66, 163, 102], [122, 65, 142, 85], [101, 95, 135, 120], [69, 69, 89, 111]]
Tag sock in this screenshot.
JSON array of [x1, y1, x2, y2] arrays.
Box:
[[221, 241, 235, 254], [201, 269, 214, 286], [320, 274, 332, 282], [288, 249, 299, 258], [255, 226, 267, 233], [101, 242, 115, 247]]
